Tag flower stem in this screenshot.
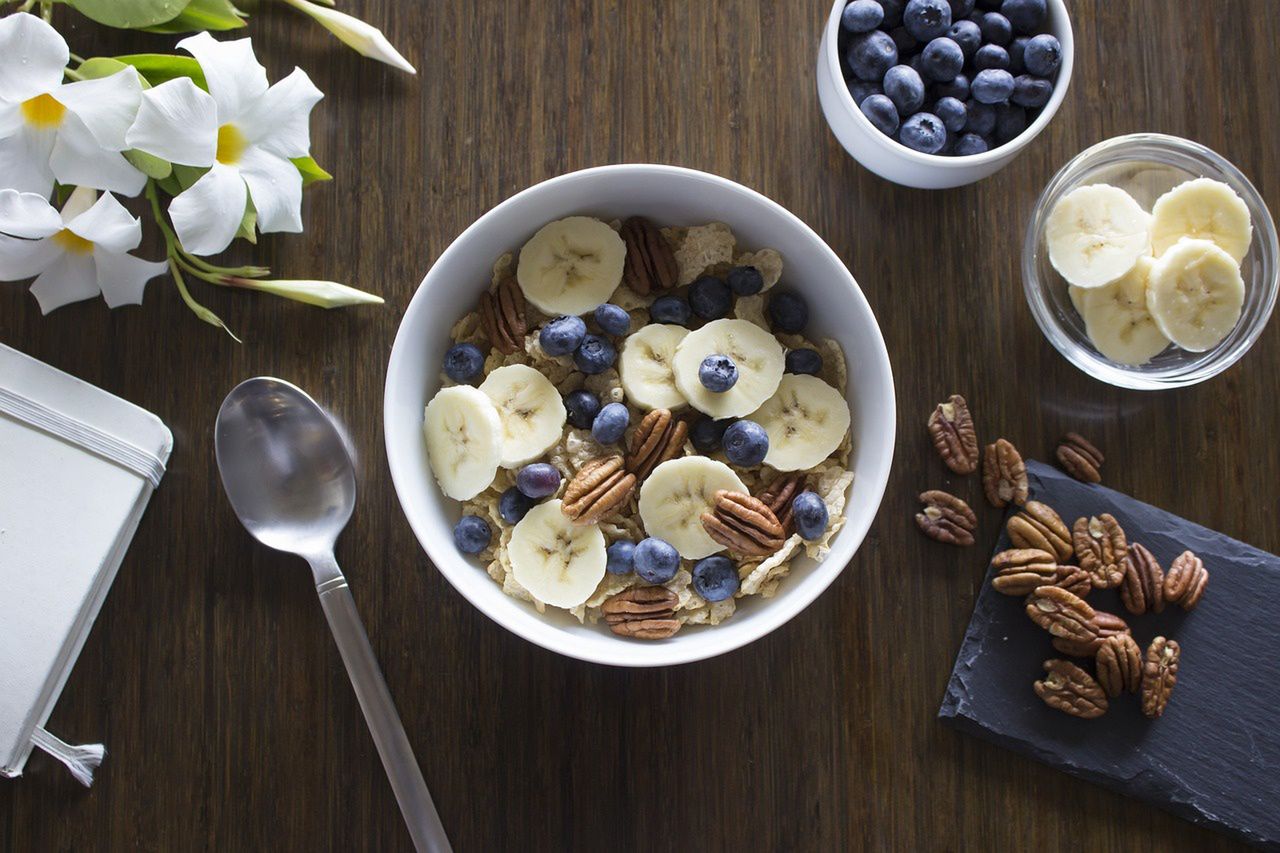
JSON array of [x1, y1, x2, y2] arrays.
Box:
[[169, 259, 241, 341]]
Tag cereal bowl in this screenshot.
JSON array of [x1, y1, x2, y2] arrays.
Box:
[[385, 165, 895, 667]]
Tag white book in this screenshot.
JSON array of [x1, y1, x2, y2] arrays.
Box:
[[0, 342, 171, 785]]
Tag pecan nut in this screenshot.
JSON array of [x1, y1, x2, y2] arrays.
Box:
[[1007, 500, 1073, 562], [1140, 636, 1181, 719], [756, 473, 806, 537], [620, 216, 678, 295], [701, 491, 786, 557], [478, 272, 526, 355], [1072, 514, 1127, 588], [561, 456, 636, 525], [915, 490, 977, 546], [1049, 610, 1132, 657], [602, 586, 681, 639], [1163, 550, 1209, 611], [1095, 634, 1142, 698], [1025, 585, 1097, 644], [1034, 659, 1108, 719], [990, 548, 1059, 596], [1119, 542, 1164, 615], [1053, 565, 1093, 598], [1056, 432, 1104, 484], [625, 408, 688, 482], [927, 394, 979, 475], [981, 438, 1028, 508]]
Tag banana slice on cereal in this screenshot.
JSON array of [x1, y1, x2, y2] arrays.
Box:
[[638, 456, 748, 559], [479, 364, 567, 468], [423, 385, 503, 500], [618, 323, 690, 411], [508, 500, 607, 608], [517, 216, 626, 315], [750, 374, 851, 472], [671, 318, 784, 418]]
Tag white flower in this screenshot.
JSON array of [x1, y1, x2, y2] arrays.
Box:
[[0, 13, 146, 198], [125, 33, 322, 257], [0, 186, 167, 313], [280, 0, 416, 74]]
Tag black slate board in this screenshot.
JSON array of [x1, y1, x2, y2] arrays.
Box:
[[939, 461, 1280, 849]]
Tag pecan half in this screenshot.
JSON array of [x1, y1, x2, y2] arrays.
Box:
[[756, 473, 806, 537], [1095, 634, 1142, 698], [1034, 659, 1108, 719], [1056, 432, 1104, 484], [927, 394, 979, 475], [478, 272, 526, 355], [701, 490, 786, 557], [1164, 550, 1209, 611], [1049, 610, 1132, 657], [562, 456, 636, 525], [981, 438, 1028, 508], [1007, 501, 1073, 562], [915, 490, 977, 546], [602, 586, 681, 639], [1119, 542, 1164, 615], [625, 408, 687, 481], [990, 548, 1059, 596], [1072, 514, 1127, 588], [1053, 565, 1093, 598], [1140, 636, 1181, 719], [620, 216, 678, 295], [1025, 585, 1096, 644]]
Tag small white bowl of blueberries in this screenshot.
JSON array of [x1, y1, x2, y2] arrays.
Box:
[[816, 0, 1073, 189]]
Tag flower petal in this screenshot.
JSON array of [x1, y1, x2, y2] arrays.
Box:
[[288, 2, 416, 74], [169, 162, 247, 256], [125, 77, 218, 167], [0, 102, 21, 137], [66, 192, 141, 254], [236, 67, 323, 159], [60, 186, 98, 222], [0, 188, 61, 238], [0, 234, 59, 280], [177, 32, 268, 123], [29, 251, 99, 314], [49, 113, 147, 197], [55, 67, 143, 151], [0, 13, 68, 103], [0, 125, 56, 197], [94, 248, 167, 308], [239, 147, 303, 234]]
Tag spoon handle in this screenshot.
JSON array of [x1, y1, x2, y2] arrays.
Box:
[[316, 573, 452, 853]]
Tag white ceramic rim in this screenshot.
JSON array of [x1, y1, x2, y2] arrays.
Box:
[[384, 164, 896, 667]]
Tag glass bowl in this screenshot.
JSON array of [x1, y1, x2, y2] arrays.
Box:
[[1023, 133, 1278, 389]]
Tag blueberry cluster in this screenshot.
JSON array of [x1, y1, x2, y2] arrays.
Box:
[[838, 0, 1062, 156]]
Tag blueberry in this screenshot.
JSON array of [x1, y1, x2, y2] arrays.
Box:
[[498, 487, 537, 524], [443, 342, 484, 382], [877, 0, 906, 27], [594, 303, 631, 336], [633, 537, 680, 584], [791, 491, 830, 541], [1001, 0, 1045, 33], [690, 416, 730, 453], [934, 96, 967, 132], [650, 294, 692, 326], [453, 515, 491, 554], [900, 112, 947, 153], [994, 102, 1027, 143], [699, 355, 739, 393], [689, 275, 733, 320], [888, 26, 917, 55], [846, 30, 898, 82], [1007, 35, 1030, 74], [767, 291, 809, 333], [841, 0, 884, 33], [847, 79, 884, 105], [947, 19, 981, 57], [573, 334, 617, 374], [947, 0, 975, 16], [903, 0, 951, 41], [908, 52, 927, 76], [978, 11, 1012, 44], [883, 65, 925, 114], [1023, 33, 1061, 76], [953, 132, 990, 155], [1011, 74, 1052, 108], [785, 348, 824, 375], [692, 555, 739, 602], [722, 419, 769, 467], [516, 463, 561, 498], [726, 265, 764, 296], [975, 43, 1010, 70], [605, 540, 636, 575], [971, 68, 1014, 103], [933, 72, 970, 100], [563, 389, 601, 429], [920, 37, 964, 81], [539, 315, 586, 356], [591, 402, 630, 444], [964, 98, 996, 134], [863, 91, 903, 133]]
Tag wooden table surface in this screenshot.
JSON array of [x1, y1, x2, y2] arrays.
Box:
[[2, 0, 1277, 849]]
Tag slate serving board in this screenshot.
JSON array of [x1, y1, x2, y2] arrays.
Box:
[[939, 461, 1280, 849]]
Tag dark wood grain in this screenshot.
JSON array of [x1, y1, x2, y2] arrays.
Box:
[[2, 1, 1277, 850]]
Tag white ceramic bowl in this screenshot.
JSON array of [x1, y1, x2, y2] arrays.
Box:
[[385, 165, 896, 667], [816, 0, 1074, 189]]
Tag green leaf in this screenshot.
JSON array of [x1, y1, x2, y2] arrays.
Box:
[[124, 149, 172, 180], [291, 157, 332, 188], [111, 54, 207, 89], [67, 0, 190, 29], [157, 174, 184, 197], [140, 0, 246, 32], [235, 200, 257, 245], [76, 57, 133, 81], [171, 164, 209, 192]]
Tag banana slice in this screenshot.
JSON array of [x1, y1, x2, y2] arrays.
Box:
[[1151, 177, 1252, 262], [671, 318, 785, 418], [1046, 184, 1152, 289], [638, 457, 748, 559], [751, 375, 851, 472], [423, 385, 503, 500], [1072, 256, 1171, 365], [1145, 237, 1246, 352], [508, 500, 606, 608], [618, 323, 690, 411], [478, 364, 568, 468], [516, 216, 626, 315]]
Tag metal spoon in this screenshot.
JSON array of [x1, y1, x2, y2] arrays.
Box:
[[215, 377, 451, 853]]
